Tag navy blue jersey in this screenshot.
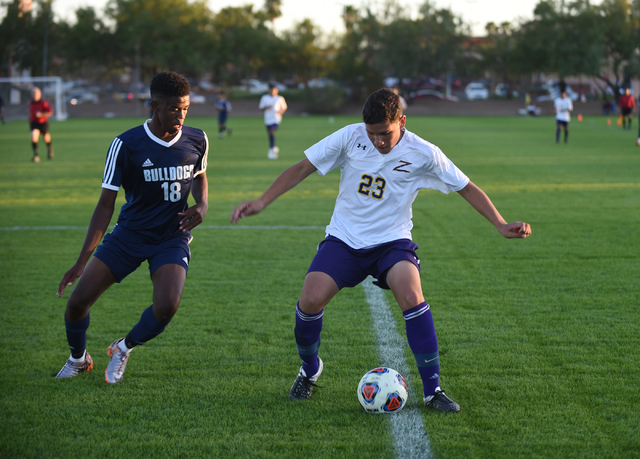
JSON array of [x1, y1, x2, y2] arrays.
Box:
[[102, 121, 208, 241]]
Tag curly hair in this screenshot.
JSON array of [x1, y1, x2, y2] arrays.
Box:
[[362, 88, 403, 125], [150, 71, 190, 102]]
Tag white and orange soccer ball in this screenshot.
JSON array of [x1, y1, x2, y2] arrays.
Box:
[[357, 367, 408, 414]]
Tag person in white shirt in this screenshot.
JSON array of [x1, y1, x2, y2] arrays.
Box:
[[259, 84, 288, 159], [231, 88, 532, 413], [554, 89, 573, 143]]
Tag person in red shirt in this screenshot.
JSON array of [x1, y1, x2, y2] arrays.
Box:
[[619, 87, 636, 130], [29, 87, 54, 162]]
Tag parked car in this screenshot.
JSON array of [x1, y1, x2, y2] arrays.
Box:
[[495, 83, 519, 97], [537, 80, 579, 101], [465, 82, 489, 100], [407, 89, 459, 102], [189, 92, 206, 104], [241, 79, 270, 94], [65, 92, 99, 105]]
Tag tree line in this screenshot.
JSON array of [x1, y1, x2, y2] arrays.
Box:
[[1, 0, 638, 102]]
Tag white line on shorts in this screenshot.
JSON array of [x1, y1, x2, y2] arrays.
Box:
[[362, 276, 433, 459]]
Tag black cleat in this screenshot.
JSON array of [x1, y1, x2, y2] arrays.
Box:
[[289, 357, 323, 400], [424, 388, 460, 413]]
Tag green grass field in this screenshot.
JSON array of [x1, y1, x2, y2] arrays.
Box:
[[1, 112, 639, 458]]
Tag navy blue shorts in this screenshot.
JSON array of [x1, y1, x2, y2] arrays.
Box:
[[218, 112, 228, 125], [556, 120, 569, 128], [93, 225, 192, 282], [266, 123, 279, 132], [307, 236, 420, 290]]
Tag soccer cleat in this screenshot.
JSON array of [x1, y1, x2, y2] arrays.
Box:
[[55, 352, 93, 378], [424, 388, 460, 413], [48, 149, 54, 159], [273, 146, 279, 158], [105, 338, 131, 384], [289, 357, 323, 400], [32, 155, 40, 163]]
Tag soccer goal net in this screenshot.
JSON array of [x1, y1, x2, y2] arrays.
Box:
[[0, 76, 67, 121]]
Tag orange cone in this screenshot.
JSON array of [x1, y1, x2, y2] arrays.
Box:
[[607, 118, 611, 126], [577, 114, 583, 122]]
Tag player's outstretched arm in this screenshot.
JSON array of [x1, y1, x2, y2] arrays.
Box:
[[179, 173, 208, 232], [57, 189, 117, 297], [230, 158, 317, 223], [457, 181, 531, 239]]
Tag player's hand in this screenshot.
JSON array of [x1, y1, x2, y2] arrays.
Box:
[[498, 222, 532, 239], [178, 203, 207, 232], [230, 200, 264, 223], [57, 264, 84, 297]]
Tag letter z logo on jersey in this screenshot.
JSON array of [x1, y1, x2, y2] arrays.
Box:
[[393, 160, 412, 173]]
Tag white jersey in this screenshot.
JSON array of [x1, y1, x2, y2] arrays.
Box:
[[259, 94, 287, 125], [554, 97, 573, 122], [304, 123, 469, 249]]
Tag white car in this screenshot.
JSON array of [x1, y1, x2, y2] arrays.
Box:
[[189, 92, 206, 104], [242, 79, 270, 94], [465, 82, 489, 100]]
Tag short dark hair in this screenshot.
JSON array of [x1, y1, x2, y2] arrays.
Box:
[[150, 71, 190, 102], [362, 88, 403, 125]]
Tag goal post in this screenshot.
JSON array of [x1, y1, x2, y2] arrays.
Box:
[[0, 76, 68, 121]]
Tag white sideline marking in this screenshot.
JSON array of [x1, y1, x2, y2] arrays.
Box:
[[362, 276, 433, 459], [0, 225, 324, 232]]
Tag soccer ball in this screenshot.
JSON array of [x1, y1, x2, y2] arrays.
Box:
[[357, 367, 408, 414]]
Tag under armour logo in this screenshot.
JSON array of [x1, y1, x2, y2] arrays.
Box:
[[356, 143, 367, 150]]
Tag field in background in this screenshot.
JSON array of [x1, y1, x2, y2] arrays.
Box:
[[1, 114, 639, 458]]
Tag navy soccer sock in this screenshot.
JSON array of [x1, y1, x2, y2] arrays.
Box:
[[65, 314, 90, 359], [403, 302, 440, 398], [555, 128, 561, 143], [269, 133, 275, 148], [125, 305, 168, 348], [294, 302, 323, 377]]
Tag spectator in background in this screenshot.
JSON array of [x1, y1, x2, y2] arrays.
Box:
[[619, 88, 636, 130], [29, 87, 54, 162], [215, 91, 233, 138]]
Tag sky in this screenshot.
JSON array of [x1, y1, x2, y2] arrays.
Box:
[[51, 0, 601, 37]]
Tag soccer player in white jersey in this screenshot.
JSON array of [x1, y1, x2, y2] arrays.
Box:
[[230, 88, 531, 412], [55, 71, 209, 384], [554, 87, 573, 144], [259, 83, 288, 159]]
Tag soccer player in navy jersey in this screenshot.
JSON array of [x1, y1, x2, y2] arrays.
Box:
[[231, 88, 531, 412], [55, 71, 209, 384]]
